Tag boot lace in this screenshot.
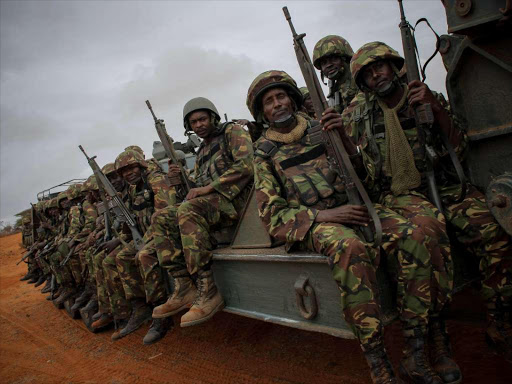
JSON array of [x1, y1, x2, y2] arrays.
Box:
[[366, 348, 395, 384], [192, 276, 205, 306]]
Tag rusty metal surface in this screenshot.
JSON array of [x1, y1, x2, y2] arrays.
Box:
[[486, 173, 512, 236]]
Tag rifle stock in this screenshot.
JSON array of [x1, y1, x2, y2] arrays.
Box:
[[283, 6, 382, 245]]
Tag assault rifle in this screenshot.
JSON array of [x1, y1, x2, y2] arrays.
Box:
[[17, 249, 35, 265], [35, 242, 56, 260], [60, 243, 77, 267], [145, 100, 191, 193], [283, 6, 382, 245], [79, 145, 145, 251], [397, 0, 466, 210]]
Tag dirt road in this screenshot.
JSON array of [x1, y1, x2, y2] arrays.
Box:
[[1, 232, 510, 383]]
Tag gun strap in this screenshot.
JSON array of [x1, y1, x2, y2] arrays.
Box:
[[412, 17, 440, 82], [438, 130, 467, 204]]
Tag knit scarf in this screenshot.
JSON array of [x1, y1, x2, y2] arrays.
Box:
[[377, 84, 421, 196], [265, 114, 308, 144]]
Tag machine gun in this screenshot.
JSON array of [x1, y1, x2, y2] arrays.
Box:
[[79, 145, 145, 251], [397, 0, 466, 210], [282, 6, 382, 245], [145, 100, 191, 194]]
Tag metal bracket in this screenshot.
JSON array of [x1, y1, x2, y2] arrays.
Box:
[[294, 274, 318, 320]]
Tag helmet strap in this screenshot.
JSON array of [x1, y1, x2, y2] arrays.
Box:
[[270, 113, 296, 130]]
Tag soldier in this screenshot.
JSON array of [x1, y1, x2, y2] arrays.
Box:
[[312, 35, 358, 113], [107, 148, 179, 342], [70, 176, 100, 312], [152, 97, 254, 328], [345, 41, 512, 366], [246, 70, 453, 384], [299, 87, 316, 118]]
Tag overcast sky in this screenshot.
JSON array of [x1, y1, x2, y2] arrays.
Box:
[[0, 0, 449, 224]]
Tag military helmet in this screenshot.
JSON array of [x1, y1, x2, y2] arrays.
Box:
[[82, 175, 99, 192], [313, 35, 354, 70], [22, 216, 31, 224], [57, 191, 68, 204], [183, 97, 220, 130], [66, 184, 82, 200], [124, 145, 145, 158], [101, 162, 116, 176], [115, 149, 148, 171], [350, 41, 404, 91], [299, 87, 310, 98], [35, 201, 45, 212], [246, 70, 303, 122]]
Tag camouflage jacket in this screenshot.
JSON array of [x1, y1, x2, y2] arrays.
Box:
[[329, 77, 358, 114], [341, 90, 467, 199], [254, 119, 347, 245], [192, 123, 254, 201], [127, 170, 179, 237], [68, 204, 85, 242], [75, 200, 98, 242]]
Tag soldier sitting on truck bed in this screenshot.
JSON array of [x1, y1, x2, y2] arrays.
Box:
[[246, 70, 456, 384], [151, 97, 254, 328], [343, 41, 512, 366]]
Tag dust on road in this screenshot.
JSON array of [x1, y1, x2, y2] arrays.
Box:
[[1, 233, 510, 383]]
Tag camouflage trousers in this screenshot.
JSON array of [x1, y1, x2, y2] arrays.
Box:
[[298, 205, 435, 350], [50, 241, 75, 287], [441, 184, 512, 308], [37, 251, 52, 276], [380, 191, 453, 316], [94, 249, 110, 315], [138, 237, 170, 305], [102, 244, 130, 319]]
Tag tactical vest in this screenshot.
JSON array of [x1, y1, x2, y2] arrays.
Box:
[[128, 175, 155, 235], [352, 99, 427, 196], [255, 121, 347, 210], [194, 123, 233, 188]]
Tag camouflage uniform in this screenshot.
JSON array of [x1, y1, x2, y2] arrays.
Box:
[[313, 35, 358, 113], [152, 121, 254, 275], [114, 150, 178, 305], [345, 42, 511, 317], [247, 70, 443, 350]]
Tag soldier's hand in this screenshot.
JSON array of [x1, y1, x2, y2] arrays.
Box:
[[167, 163, 181, 178], [103, 238, 121, 254], [320, 107, 343, 132], [186, 185, 214, 200], [408, 80, 443, 113], [315, 205, 370, 226]]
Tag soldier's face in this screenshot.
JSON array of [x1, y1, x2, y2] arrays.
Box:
[[361, 60, 394, 92], [320, 55, 344, 79], [188, 110, 213, 139], [87, 190, 99, 203], [120, 164, 142, 185], [107, 172, 125, 192], [303, 95, 314, 114], [261, 88, 294, 123]]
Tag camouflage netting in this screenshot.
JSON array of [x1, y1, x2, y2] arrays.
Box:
[[246, 70, 303, 122], [312, 35, 354, 70], [350, 41, 404, 91]]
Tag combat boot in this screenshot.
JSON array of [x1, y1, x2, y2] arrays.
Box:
[[399, 329, 443, 384], [117, 300, 152, 339], [81, 297, 98, 313], [486, 300, 512, 363], [153, 270, 197, 318], [34, 274, 46, 287], [180, 269, 224, 327], [92, 311, 103, 322], [71, 285, 94, 311], [428, 317, 462, 383], [91, 314, 113, 330], [53, 286, 77, 306], [40, 277, 52, 293], [47, 285, 64, 301], [143, 317, 174, 345], [20, 272, 35, 281], [111, 318, 129, 341], [363, 344, 397, 384], [28, 273, 40, 284]]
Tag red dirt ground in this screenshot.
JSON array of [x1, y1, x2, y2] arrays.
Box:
[[1, 232, 510, 383]]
